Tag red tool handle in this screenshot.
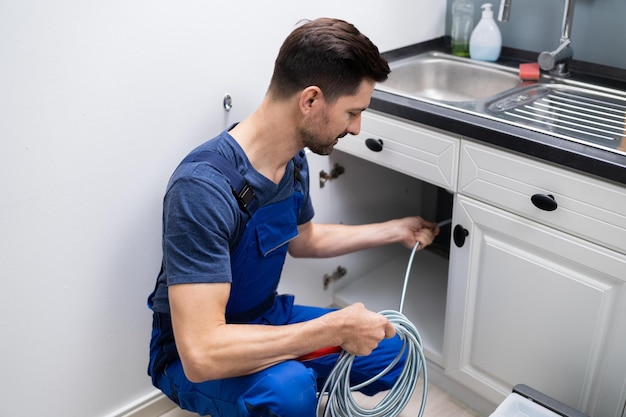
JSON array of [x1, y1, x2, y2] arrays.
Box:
[[296, 346, 342, 362]]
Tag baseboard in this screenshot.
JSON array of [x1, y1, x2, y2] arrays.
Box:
[[426, 360, 497, 417], [104, 390, 177, 417]]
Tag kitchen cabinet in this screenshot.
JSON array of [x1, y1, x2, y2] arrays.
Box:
[[279, 111, 456, 366], [280, 110, 626, 417], [446, 142, 626, 417], [327, 112, 459, 366]]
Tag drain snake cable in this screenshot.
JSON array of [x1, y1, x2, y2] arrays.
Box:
[[316, 218, 452, 417]]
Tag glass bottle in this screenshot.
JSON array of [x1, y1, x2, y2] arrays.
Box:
[[451, 0, 475, 57]]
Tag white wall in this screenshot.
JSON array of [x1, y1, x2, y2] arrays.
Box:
[[0, 1, 445, 416]]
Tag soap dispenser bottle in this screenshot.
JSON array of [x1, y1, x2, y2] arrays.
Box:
[[451, 0, 474, 57], [469, 3, 502, 62]]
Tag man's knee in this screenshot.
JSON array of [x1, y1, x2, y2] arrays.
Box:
[[243, 361, 318, 416]]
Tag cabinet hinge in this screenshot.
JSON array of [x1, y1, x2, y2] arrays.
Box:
[[319, 163, 345, 188], [323, 266, 347, 290]]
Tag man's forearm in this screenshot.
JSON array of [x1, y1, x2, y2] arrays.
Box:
[[289, 221, 399, 258]]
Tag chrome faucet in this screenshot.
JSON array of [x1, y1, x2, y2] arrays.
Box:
[[497, 0, 575, 77]]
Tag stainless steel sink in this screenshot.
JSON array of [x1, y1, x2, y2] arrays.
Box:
[[376, 51, 626, 156], [486, 83, 626, 151], [377, 52, 522, 102]]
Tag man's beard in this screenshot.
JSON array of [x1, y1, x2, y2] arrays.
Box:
[[300, 111, 347, 156], [301, 128, 339, 155]]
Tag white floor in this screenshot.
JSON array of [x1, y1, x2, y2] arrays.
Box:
[[159, 382, 481, 417]]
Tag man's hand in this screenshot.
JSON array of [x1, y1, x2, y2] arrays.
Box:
[[331, 303, 396, 356], [394, 216, 439, 250]]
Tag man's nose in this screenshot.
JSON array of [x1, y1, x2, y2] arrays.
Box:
[[346, 114, 362, 136]]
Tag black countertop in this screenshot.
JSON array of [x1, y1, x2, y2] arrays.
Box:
[[371, 38, 626, 186]]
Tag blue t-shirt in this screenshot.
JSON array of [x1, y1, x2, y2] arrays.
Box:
[[149, 130, 314, 313]]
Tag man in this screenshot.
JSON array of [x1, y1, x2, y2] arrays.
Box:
[[148, 17, 439, 417]]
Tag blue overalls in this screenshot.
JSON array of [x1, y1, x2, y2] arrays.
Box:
[[148, 151, 406, 417]]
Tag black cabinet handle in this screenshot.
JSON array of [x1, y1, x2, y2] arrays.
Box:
[[453, 224, 469, 247], [531, 194, 558, 211], [365, 138, 383, 152]]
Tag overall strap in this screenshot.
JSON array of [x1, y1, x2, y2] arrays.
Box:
[[292, 150, 305, 194], [181, 149, 306, 215], [181, 150, 259, 216]]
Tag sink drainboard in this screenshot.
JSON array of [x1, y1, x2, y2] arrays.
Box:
[[489, 86, 626, 148]]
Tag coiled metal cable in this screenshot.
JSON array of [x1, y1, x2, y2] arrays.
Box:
[[317, 220, 452, 416], [317, 219, 451, 416], [317, 308, 427, 417]]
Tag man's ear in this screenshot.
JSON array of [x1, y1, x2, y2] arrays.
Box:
[[299, 86, 323, 115]]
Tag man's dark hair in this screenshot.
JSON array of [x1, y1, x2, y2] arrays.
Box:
[[268, 18, 390, 103]]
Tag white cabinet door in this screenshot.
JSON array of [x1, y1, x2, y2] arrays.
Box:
[[445, 195, 626, 417]]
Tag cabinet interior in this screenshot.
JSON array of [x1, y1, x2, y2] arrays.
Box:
[[280, 149, 453, 366]]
